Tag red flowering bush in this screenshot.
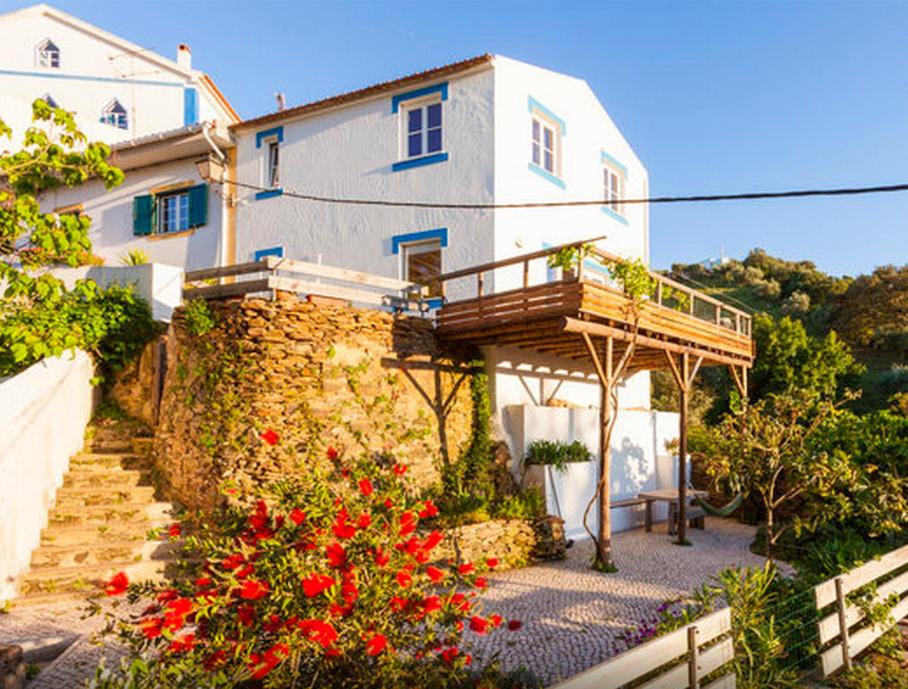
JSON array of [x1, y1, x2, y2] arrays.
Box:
[[91, 440, 526, 689]]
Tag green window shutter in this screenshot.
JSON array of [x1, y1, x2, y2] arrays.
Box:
[[188, 184, 208, 228], [132, 195, 153, 236]]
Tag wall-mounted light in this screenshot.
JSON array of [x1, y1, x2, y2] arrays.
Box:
[[195, 154, 224, 184]]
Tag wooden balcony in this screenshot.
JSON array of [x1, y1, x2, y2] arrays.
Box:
[[434, 240, 754, 375]]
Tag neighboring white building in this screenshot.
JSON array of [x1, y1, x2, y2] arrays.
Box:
[[229, 54, 674, 534], [0, 3, 238, 144]]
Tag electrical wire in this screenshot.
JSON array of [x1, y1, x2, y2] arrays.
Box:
[[222, 178, 908, 211]]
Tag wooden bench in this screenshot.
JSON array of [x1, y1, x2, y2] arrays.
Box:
[[611, 498, 647, 509], [668, 503, 706, 535]]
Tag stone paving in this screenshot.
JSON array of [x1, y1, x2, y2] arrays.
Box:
[[0, 518, 767, 688], [471, 518, 770, 685]]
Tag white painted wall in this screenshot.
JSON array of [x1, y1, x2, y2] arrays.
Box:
[[0, 350, 96, 601], [0, 4, 233, 144], [44, 157, 225, 273], [52, 263, 184, 322], [506, 404, 680, 540]]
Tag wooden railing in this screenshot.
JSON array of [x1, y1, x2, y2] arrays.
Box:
[[549, 607, 736, 689], [432, 239, 752, 339], [815, 543, 908, 677], [183, 257, 425, 310]]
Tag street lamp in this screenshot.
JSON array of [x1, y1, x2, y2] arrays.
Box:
[[195, 154, 225, 185]]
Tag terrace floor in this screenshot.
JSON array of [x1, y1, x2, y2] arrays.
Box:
[[472, 518, 772, 685]]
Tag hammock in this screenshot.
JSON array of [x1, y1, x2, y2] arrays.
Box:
[[690, 489, 744, 518]]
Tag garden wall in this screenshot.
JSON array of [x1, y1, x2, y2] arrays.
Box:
[[153, 297, 476, 510], [437, 517, 567, 569]]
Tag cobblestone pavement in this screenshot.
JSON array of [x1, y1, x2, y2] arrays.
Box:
[[471, 518, 770, 685], [1, 518, 766, 688]]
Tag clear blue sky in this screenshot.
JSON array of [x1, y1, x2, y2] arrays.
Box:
[[7, 0, 908, 277]]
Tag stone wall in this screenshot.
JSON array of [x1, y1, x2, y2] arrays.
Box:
[[108, 338, 161, 426], [437, 516, 567, 570], [153, 297, 475, 510]]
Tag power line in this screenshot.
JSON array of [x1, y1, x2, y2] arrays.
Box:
[[222, 178, 908, 210]]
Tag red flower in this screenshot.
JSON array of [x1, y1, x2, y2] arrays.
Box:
[[237, 604, 255, 627], [422, 595, 442, 614], [374, 548, 390, 567], [221, 553, 245, 570], [195, 576, 212, 588], [396, 570, 413, 588], [235, 564, 255, 579], [327, 446, 339, 461], [326, 542, 346, 568], [393, 463, 408, 476], [469, 616, 489, 635], [425, 566, 445, 583], [250, 642, 290, 679], [418, 500, 439, 518], [440, 647, 460, 664], [289, 508, 306, 526], [239, 579, 269, 600], [299, 619, 338, 648], [260, 428, 280, 446], [366, 633, 388, 656], [332, 512, 357, 539], [302, 573, 335, 598], [399, 511, 417, 536], [167, 523, 182, 539], [422, 530, 443, 552], [357, 512, 372, 529], [458, 562, 475, 575], [474, 577, 488, 589], [168, 632, 196, 653], [104, 571, 129, 596], [139, 616, 163, 639], [358, 478, 374, 497], [490, 614, 504, 628], [508, 620, 523, 631], [486, 557, 499, 569]]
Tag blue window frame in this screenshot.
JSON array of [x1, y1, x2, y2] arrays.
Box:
[[528, 96, 566, 188], [100, 99, 128, 129], [254, 246, 284, 261], [391, 83, 449, 172]]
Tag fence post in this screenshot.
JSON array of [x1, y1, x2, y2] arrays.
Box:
[[835, 577, 853, 671], [687, 625, 700, 689]]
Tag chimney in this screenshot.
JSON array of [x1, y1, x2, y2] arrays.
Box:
[[177, 44, 191, 70]]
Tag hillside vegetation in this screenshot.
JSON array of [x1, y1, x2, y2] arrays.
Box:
[[654, 250, 908, 415]]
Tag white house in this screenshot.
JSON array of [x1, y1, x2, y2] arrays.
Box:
[[229, 54, 677, 536], [0, 3, 238, 145]]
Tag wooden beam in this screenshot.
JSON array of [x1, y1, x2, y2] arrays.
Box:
[[185, 260, 269, 282]]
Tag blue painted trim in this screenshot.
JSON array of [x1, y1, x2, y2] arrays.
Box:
[[601, 151, 628, 178], [0, 68, 183, 88], [391, 152, 449, 172], [255, 126, 284, 148], [183, 88, 198, 126], [601, 205, 629, 225], [391, 82, 448, 113], [425, 297, 443, 310], [582, 257, 611, 275], [255, 188, 284, 201], [528, 96, 566, 134], [391, 228, 448, 254], [528, 162, 566, 189], [254, 246, 284, 261]]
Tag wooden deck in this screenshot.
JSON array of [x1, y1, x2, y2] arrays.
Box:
[[434, 240, 754, 373]]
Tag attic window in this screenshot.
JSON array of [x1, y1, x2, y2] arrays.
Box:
[[36, 39, 60, 68], [100, 99, 128, 130]]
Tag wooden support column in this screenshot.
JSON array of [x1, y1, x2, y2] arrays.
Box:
[[582, 332, 614, 568], [665, 351, 703, 545]]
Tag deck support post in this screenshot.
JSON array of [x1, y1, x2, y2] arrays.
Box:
[[665, 351, 703, 545]]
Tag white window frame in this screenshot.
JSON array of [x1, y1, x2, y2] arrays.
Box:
[[399, 96, 444, 161], [35, 39, 59, 68], [156, 190, 190, 235], [401, 239, 443, 297], [530, 112, 562, 178], [603, 164, 624, 216], [262, 136, 281, 188]]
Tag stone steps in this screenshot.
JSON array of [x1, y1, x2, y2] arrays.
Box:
[[54, 485, 157, 508], [62, 468, 152, 490], [68, 452, 145, 470], [29, 539, 175, 571], [46, 501, 169, 528], [16, 559, 169, 599]]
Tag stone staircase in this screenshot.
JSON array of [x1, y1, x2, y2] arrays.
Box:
[[14, 421, 176, 606]]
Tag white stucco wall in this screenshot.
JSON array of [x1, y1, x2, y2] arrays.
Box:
[[0, 350, 96, 601], [507, 404, 680, 540], [233, 66, 496, 294], [0, 5, 231, 144], [44, 157, 225, 273]]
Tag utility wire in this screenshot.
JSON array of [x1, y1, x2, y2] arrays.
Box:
[[222, 178, 908, 210]]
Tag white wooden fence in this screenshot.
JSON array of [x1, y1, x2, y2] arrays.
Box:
[[183, 256, 425, 310], [815, 542, 908, 677], [549, 607, 735, 689]]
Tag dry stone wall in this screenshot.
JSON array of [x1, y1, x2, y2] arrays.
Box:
[[436, 516, 567, 570], [154, 297, 475, 510]]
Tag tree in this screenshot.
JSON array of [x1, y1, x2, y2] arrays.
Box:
[[832, 265, 908, 348], [697, 391, 856, 560]]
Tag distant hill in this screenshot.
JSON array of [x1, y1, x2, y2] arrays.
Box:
[[665, 250, 908, 413]]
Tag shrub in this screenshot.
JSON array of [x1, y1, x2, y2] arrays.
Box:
[[182, 297, 217, 337], [91, 438, 525, 689], [523, 440, 592, 473]]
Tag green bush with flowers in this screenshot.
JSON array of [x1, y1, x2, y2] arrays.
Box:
[[90, 430, 528, 689]]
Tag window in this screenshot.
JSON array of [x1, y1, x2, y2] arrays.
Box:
[[528, 97, 565, 187], [532, 118, 557, 174], [403, 100, 443, 159], [604, 166, 623, 214], [157, 191, 190, 234], [100, 99, 128, 130], [266, 139, 280, 188], [403, 240, 442, 298], [36, 39, 60, 68]]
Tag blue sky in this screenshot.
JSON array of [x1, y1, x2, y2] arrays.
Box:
[[7, 0, 908, 276]]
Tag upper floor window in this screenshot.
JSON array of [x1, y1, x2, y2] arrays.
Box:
[[158, 190, 190, 234], [100, 99, 128, 130], [35, 39, 60, 68], [132, 185, 208, 237], [528, 97, 566, 188], [601, 151, 628, 223], [403, 100, 443, 159], [266, 139, 280, 188]]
